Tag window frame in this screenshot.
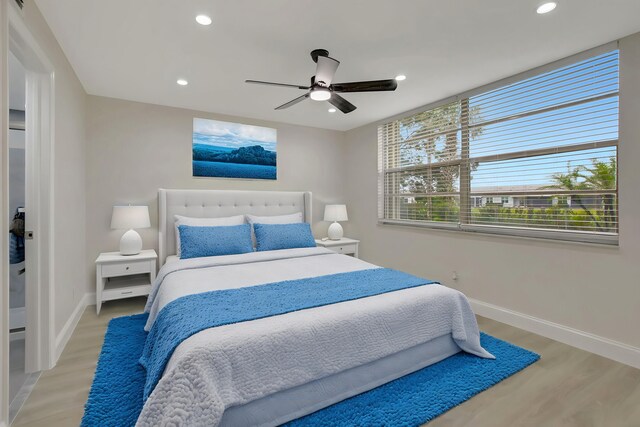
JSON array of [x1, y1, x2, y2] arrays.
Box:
[[377, 42, 619, 246]]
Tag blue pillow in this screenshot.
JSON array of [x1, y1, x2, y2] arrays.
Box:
[[178, 224, 253, 259], [254, 223, 316, 252]]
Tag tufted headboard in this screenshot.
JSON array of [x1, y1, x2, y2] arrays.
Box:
[[158, 189, 312, 264]]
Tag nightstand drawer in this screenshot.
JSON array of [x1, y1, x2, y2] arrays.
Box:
[[333, 244, 357, 254], [315, 238, 359, 259], [102, 284, 151, 301], [101, 260, 150, 278]]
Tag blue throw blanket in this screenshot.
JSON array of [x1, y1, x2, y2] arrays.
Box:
[[140, 268, 436, 400]]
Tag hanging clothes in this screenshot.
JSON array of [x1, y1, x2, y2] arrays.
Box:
[[9, 208, 25, 265]]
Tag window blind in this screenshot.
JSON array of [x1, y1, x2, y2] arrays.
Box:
[[378, 49, 619, 244]]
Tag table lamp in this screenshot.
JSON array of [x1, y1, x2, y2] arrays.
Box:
[[111, 205, 150, 255], [324, 204, 348, 240]]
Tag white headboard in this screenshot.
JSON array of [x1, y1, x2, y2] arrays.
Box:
[[158, 189, 312, 264]]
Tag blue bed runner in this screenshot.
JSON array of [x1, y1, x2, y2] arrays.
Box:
[[140, 267, 437, 400]]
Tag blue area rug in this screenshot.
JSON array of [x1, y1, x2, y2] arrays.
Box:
[[82, 313, 539, 427]]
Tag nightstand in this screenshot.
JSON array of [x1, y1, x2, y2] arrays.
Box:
[[315, 238, 360, 258], [95, 249, 157, 314]]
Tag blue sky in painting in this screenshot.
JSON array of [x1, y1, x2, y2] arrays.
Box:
[[193, 118, 277, 152]]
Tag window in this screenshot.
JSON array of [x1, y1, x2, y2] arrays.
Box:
[[378, 49, 619, 244]]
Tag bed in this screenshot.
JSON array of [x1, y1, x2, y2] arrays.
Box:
[[136, 189, 492, 427]]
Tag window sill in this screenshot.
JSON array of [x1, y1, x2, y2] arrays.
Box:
[[378, 219, 619, 247]]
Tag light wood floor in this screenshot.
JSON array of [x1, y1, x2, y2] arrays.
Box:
[[11, 298, 640, 427]]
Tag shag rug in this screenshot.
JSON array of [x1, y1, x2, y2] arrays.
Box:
[[82, 313, 539, 427]]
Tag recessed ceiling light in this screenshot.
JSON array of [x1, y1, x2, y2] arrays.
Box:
[[536, 2, 557, 14], [195, 14, 212, 25], [395, 75, 407, 81], [328, 108, 337, 113], [177, 79, 189, 86]]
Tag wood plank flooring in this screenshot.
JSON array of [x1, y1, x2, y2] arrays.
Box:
[[11, 298, 640, 427]]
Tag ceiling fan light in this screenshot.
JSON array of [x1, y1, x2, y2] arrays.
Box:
[[310, 88, 331, 101]]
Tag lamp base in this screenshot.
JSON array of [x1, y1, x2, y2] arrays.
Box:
[[327, 222, 344, 240], [120, 229, 142, 255]]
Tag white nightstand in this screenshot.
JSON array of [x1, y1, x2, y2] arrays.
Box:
[[315, 238, 360, 258], [95, 249, 157, 314]]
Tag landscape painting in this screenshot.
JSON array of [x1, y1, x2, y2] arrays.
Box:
[[192, 118, 277, 180]]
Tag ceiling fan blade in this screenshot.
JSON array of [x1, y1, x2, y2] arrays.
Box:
[[331, 79, 398, 93], [328, 94, 357, 114], [314, 56, 340, 87], [275, 93, 310, 110], [246, 80, 309, 90]]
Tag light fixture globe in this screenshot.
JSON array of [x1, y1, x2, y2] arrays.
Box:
[[310, 88, 331, 101]]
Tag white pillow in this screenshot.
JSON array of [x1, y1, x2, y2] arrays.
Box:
[[245, 212, 303, 225], [174, 214, 246, 258], [245, 212, 304, 247]]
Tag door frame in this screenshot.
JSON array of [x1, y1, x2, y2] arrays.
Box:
[[9, 0, 56, 373], [1, 3, 56, 423], [0, 0, 9, 423]]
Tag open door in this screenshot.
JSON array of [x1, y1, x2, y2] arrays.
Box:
[[3, 4, 56, 423]]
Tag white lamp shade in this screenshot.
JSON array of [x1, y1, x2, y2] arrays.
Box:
[[324, 204, 348, 222], [110, 205, 151, 230]]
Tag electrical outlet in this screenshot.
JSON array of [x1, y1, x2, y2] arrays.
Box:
[[452, 271, 459, 281]]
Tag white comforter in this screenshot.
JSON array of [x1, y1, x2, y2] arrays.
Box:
[[137, 247, 492, 426]]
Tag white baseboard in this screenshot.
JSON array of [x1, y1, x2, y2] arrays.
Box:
[[85, 292, 96, 306], [470, 298, 640, 370], [54, 293, 93, 363]]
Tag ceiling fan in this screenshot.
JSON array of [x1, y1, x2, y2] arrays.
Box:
[[246, 49, 398, 114]]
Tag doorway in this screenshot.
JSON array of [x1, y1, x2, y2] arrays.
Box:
[[7, 48, 39, 425], [3, 4, 56, 424]]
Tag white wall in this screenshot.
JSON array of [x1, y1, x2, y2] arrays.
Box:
[[84, 95, 348, 291], [344, 33, 640, 355], [13, 1, 88, 347]]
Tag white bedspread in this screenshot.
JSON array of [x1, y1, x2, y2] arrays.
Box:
[[137, 247, 493, 426]]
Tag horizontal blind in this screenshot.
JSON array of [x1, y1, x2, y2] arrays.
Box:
[[379, 50, 619, 243], [378, 101, 463, 224]]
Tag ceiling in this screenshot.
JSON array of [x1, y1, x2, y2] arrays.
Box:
[[35, 0, 640, 131], [9, 51, 25, 111]]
